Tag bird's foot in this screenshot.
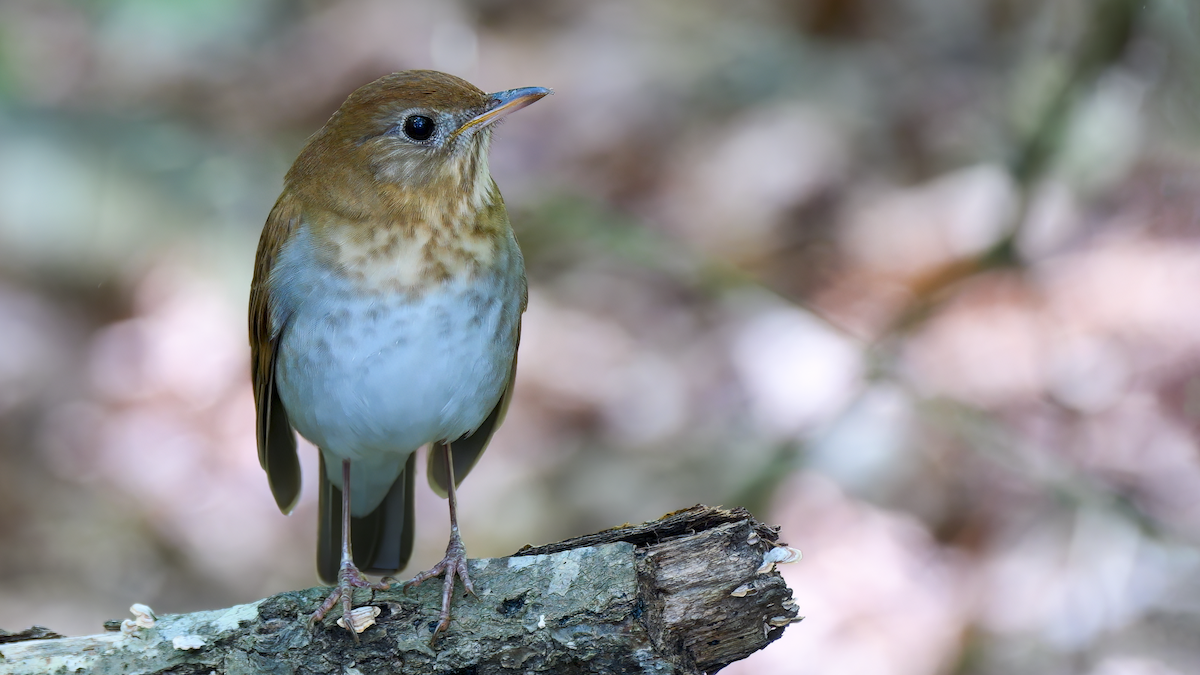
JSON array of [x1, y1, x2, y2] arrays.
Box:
[[309, 559, 391, 642], [404, 528, 474, 646]]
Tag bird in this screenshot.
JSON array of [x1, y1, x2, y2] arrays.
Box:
[[248, 70, 549, 643]]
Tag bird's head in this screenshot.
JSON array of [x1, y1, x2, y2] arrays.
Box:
[[288, 70, 550, 216]]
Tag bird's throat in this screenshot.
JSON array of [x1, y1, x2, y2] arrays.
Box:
[[304, 183, 511, 296], [281, 129, 513, 296]]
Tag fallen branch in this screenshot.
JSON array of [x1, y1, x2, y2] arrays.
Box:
[[0, 506, 801, 674]]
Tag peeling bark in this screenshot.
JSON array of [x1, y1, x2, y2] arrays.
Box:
[[0, 506, 801, 674]]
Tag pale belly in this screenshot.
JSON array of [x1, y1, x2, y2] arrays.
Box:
[[270, 228, 524, 514]]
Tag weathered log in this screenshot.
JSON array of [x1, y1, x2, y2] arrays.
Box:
[[0, 505, 801, 674]]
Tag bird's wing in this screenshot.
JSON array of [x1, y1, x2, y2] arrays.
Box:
[[427, 321, 522, 497], [250, 194, 303, 514]]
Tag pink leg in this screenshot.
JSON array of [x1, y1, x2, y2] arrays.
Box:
[[404, 443, 473, 646], [309, 459, 390, 642]]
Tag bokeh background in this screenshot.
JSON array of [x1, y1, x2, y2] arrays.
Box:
[[1, 0, 1199, 672]]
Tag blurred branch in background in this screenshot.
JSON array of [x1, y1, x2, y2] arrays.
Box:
[[1, 1, 1200, 674], [883, 0, 1141, 337]]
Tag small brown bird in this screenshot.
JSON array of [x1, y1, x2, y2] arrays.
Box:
[[249, 70, 549, 642]]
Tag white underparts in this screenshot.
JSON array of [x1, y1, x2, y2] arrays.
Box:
[[270, 224, 524, 515]]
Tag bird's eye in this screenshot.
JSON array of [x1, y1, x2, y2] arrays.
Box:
[[402, 115, 435, 141]]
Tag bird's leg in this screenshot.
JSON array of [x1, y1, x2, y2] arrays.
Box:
[[404, 443, 473, 645], [309, 459, 391, 642]]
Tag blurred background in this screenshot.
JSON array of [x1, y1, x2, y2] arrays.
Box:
[[1, 0, 1199, 672]]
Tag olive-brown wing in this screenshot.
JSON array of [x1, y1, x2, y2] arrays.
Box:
[[250, 194, 303, 514]]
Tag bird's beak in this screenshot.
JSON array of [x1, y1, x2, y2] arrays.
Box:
[[455, 86, 552, 137]]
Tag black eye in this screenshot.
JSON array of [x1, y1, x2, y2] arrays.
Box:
[[402, 115, 435, 141]]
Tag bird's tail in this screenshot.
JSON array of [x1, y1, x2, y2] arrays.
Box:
[[317, 452, 416, 585]]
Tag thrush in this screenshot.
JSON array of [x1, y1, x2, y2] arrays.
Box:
[[249, 70, 549, 643]]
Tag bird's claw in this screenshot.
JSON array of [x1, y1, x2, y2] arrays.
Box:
[[404, 529, 472, 646], [310, 559, 391, 642]]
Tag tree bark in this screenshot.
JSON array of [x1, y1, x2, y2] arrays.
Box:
[[0, 505, 801, 674]]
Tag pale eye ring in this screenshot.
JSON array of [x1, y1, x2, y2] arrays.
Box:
[[402, 115, 435, 141]]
